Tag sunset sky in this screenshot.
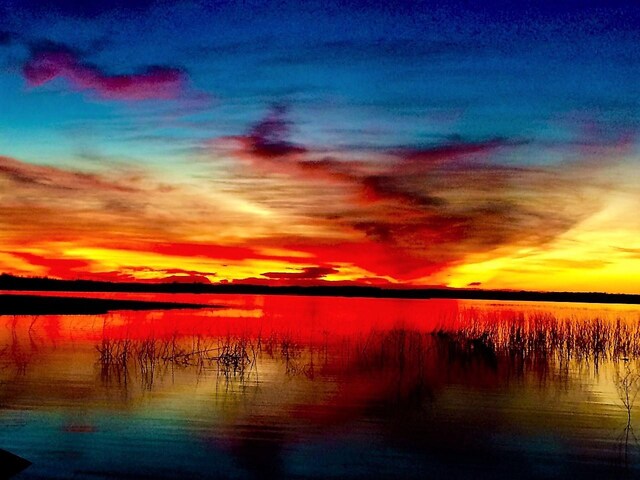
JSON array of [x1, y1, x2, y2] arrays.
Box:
[[0, 1, 639, 292]]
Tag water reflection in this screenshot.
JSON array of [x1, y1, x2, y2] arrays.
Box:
[[96, 333, 259, 392], [1, 295, 640, 478], [614, 360, 640, 471]]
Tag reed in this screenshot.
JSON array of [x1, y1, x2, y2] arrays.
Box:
[[440, 311, 640, 363]]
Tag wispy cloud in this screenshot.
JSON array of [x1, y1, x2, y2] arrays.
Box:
[[0, 155, 138, 192], [0, 154, 334, 281], [212, 107, 605, 281]]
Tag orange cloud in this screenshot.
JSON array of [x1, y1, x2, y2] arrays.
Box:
[[1, 113, 637, 292]]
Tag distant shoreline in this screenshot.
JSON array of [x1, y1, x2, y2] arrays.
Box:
[[1, 274, 640, 306], [0, 294, 211, 315]]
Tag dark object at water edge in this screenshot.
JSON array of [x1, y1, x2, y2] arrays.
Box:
[[0, 449, 31, 478]]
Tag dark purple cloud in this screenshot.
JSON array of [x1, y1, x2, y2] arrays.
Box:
[[246, 104, 307, 158], [22, 44, 188, 101]]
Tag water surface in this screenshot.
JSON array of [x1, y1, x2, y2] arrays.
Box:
[[1, 293, 640, 479]]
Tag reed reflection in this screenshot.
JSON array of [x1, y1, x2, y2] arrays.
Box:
[[2, 297, 640, 478], [96, 333, 260, 393], [614, 359, 640, 473]]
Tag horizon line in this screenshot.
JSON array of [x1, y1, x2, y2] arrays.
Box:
[[1, 273, 640, 305]]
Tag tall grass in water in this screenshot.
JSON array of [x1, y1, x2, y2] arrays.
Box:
[[441, 309, 640, 364], [95, 333, 258, 389], [88, 309, 640, 410]]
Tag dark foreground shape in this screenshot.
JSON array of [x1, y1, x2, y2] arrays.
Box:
[[0, 294, 211, 315], [0, 449, 31, 479]]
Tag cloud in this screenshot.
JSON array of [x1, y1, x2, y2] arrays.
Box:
[[138, 242, 257, 261], [261, 266, 339, 280], [22, 43, 189, 101], [0, 155, 139, 193], [614, 247, 640, 260], [357, 174, 445, 208], [159, 274, 212, 284], [163, 268, 216, 276], [214, 109, 602, 281], [0, 155, 167, 253], [393, 138, 517, 171], [9, 251, 93, 279], [243, 103, 307, 158], [0, 155, 349, 283], [3, 245, 220, 282]]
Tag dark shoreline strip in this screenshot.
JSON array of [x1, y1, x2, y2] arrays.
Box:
[[0, 295, 211, 315], [1, 274, 640, 305]]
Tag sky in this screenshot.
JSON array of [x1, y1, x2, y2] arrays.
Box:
[[0, 0, 639, 292]]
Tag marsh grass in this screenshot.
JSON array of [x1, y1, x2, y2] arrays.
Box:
[[95, 333, 260, 389], [440, 310, 640, 364], [4, 307, 638, 395]]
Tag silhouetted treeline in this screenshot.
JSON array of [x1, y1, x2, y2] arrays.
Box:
[[1, 273, 640, 304]]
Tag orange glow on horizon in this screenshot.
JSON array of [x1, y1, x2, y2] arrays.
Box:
[[1, 140, 639, 293]]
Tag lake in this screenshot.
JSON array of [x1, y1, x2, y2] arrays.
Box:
[[1, 292, 640, 479]]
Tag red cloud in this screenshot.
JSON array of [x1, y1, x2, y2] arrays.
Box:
[[10, 251, 94, 279], [261, 266, 339, 280], [23, 48, 187, 101]]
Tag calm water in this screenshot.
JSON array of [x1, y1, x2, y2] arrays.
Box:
[[1, 292, 640, 479]]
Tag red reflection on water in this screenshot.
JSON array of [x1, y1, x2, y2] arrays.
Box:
[[2, 293, 640, 479], [1, 292, 462, 345]]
